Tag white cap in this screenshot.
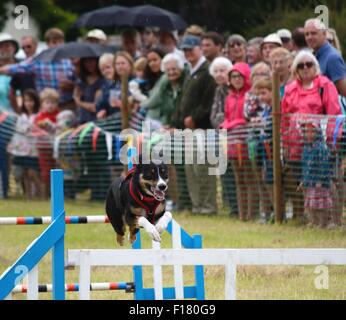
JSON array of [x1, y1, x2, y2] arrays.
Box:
[[277, 29, 292, 39], [0, 33, 19, 53], [86, 29, 107, 42], [261, 33, 283, 48]]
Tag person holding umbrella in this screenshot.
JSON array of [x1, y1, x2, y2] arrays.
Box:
[[121, 29, 142, 61]]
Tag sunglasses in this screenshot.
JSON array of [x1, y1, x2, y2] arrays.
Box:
[[22, 45, 32, 50], [297, 62, 314, 70], [230, 73, 243, 79], [229, 42, 243, 48]]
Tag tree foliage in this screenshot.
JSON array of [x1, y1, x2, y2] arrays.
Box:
[[1, 0, 345, 53]]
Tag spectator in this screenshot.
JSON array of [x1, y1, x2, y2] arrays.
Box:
[[85, 29, 107, 45], [304, 18, 346, 97], [55, 110, 79, 199], [184, 25, 205, 37], [143, 53, 186, 128], [140, 27, 159, 54], [244, 78, 274, 223], [35, 88, 60, 198], [298, 120, 333, 228], [201, 32, 224, 62], [98, 53, 115, 81], [251, 62, 271, 84], [226, 34, 247, 64], [7, 89, 41, 198], [269, 47, 291, 97], [292, 27, 309, 52], [174, 35, 217, 214], [0, 28, 75, 110], [129, 57, 149, 104], [281, 50, 341, 222], [209, 57, 233, 129], [121, 29, 142, 60], [144, 47, 165, 92], [277, 29, 293, 51], [20, 35, 38, 59], [0, 33, 19, 112], [209, 56, 239, 217], [246, 37, 263, 67], [326, 28, 342, 54], [143, 53, 188, 210], [220, 63, 256, 221], [96, 51, 134, 119], [261, 33, 282, 64], [73, 57, 105, 124], [10, 36, 38, 112], [158, 30, 186, 64]]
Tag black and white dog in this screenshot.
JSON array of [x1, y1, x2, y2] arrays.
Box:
[[105, 160, 172, 246]]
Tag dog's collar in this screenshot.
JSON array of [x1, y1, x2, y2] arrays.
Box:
[[127, 169, 163, 221]]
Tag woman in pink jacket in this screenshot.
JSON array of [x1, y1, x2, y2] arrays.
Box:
[[220, 62, 258, 221], [281, 50, 341, 223]]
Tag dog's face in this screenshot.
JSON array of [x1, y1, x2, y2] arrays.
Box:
[[137, 162, 169, 201]]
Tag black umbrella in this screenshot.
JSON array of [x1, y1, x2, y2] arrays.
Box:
[[72, 5, 128, 29], [34, 42, 116, 62], [73, 4, 188, 31]]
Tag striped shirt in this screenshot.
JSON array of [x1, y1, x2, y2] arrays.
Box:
[[8, 59, 74, 103]]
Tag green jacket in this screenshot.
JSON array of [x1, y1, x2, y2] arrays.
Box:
[[143, 70, 187, 126], [173, 60, 216, 129]]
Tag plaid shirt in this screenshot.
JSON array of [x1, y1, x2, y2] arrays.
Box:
[[8, 59, 74, 104]]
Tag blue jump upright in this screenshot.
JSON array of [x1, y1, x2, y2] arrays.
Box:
[[0, 170, 66, 300]]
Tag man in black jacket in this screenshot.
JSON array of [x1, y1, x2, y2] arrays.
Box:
[[174, 35, 217, 215]]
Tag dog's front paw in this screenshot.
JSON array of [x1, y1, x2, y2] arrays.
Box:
[[147, 223, 161, 242], [155, 211, 172, 234], [138, 217, 161, 242]]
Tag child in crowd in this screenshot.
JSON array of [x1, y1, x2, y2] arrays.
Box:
[[54, 110, 79, 199], [298, 119, 333, 228], [244, 78, 274, 223], [98, 53, 115, 81], [129, 57, 149, 104], [7, 89, 41, 198], [35, 88, 60, 198], [220, 62, 257, 221]]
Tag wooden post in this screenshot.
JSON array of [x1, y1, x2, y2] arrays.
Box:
[[272, 72, 283, 224], [121, 73, 129, 131], [121, 73, 129, 173]]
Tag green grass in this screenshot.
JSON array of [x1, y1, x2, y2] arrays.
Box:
[[1, 199, 346, 300]]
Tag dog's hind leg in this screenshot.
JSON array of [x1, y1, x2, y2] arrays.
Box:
[[105, 184, 126, 246], [128, 226, 139, 244], [155, 211, 172, 234]]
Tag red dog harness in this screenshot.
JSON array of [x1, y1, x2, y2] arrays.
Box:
[[125, 168, 163, 223]]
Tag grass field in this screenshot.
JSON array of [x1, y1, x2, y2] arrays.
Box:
[[1, 198, 346, 300]]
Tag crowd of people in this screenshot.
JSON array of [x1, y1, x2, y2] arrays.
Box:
[[0, 18, 346, 229]]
